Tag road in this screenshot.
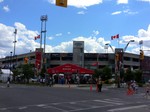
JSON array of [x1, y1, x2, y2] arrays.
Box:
[[0, 83, 149, 112]]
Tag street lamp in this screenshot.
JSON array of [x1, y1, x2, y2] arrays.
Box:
[[105, 43, 114, 53], [116, 40, 135, 88], [106, 40, 135, 88], [10, 52, 12, 68], [13, 29, 17, 56], [40, 15, 48, 53], [124, 40, 135, 52], [10, 51, 12, 76]]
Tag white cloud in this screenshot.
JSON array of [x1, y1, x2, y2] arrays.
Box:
[[3, 5, 10, 12], [48, 0, 103, 9], [138, 25, 150, 45], [117, 0, 128, 4], [93, 30, 100, 36], [123, 9, 138, 15], [1, 23, 150, 58], [111, 11, 122, 15], [77, 11, 86, 15], [119, 25, 150, 56], [0, 23, 39, 58], [55, 33, 62, 36], [67, 32, 71, 35], [14, 22, 26, 31], [138, 0, 150, 2], [0, 0, 4, 3], [111, 9, 138, 15], [47, 36, 53, 40]]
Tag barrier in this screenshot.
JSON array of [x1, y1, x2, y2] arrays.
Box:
[[127, 89, 134, 95]]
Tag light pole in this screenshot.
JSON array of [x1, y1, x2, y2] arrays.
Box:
[[105, 43, 114, 53], [10, 51, 12, 76], [105, 40, 135, 88], [40, 15, 48, 73], [40, 15, 48, 53], [117, 40, 135, 88], [13, 29, 17, 56], [123, 40, 135, 52], [121, 40, 135, 71]]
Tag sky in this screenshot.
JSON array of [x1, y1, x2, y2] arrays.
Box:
[[0, 0, 150, 58]]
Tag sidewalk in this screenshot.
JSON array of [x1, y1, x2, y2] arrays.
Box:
[[52, 84, 117, 90]]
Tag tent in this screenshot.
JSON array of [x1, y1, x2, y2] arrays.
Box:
[[0, 69, 13, 82], [47, 63, 94, 74]]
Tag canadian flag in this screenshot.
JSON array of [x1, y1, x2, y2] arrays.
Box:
[[111, 34, 119, 40], [34, 35, 40, 40]]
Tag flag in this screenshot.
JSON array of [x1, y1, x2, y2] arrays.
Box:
[[34, 35, 40, 40], [111, 34, 119, 40], [139, 40, 143, 45]]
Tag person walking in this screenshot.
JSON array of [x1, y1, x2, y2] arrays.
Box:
[[97, 77, 102, 92], [7, 77, 10, 87], [145, 81, 150, 99]]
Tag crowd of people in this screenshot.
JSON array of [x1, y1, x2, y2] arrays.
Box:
[[6, 74, 150, 99]]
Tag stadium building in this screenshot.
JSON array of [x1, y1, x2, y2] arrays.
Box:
[[0, 41, 150, 81]]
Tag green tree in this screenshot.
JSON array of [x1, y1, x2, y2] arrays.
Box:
[[134, 70, 142, 83], [39, 65, 47, 78], [102, 66, 112, 80], [124, 68, 134, 82], [22, 64, 34, 83], [93, 69, 103, 79], [12, 69, 20, 82]]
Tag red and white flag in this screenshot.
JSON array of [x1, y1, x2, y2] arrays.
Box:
[[34, 35, 40, 40], [111, 34, 119, 40]]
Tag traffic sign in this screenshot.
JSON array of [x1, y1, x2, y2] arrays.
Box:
[[56, 0, 67, 8]]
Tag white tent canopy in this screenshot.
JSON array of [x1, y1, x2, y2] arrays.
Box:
[[0, 69, 13, 82]]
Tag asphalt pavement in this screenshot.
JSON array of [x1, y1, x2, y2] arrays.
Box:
[[0, 83, 149, 112]]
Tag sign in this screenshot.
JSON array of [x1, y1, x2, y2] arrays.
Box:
[[35, 48, 43, 70], [56, 0, 67, 8], [35, 52, 42, 70], [74, 42, 84, 48]]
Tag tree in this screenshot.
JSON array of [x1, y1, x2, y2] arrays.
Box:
[[124, 68, 135, 82], [39, 65, 46, 78], [134, 70, 142, 83], [102, 66, 112, 80], [12, 69, 20, 82], [22, 64, 34, 83], [93, 69, 103, 79]]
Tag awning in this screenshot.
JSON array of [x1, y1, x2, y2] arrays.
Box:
[[47, 63, 94, 74]]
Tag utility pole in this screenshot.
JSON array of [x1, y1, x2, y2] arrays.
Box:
[[13, 29, 17, 56], [40, 15, 48, 72], [40, 15, 48, 53], [10, 51, 12, 74]]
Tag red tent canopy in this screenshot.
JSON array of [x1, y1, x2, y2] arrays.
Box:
[[47, 63, 94, 74]]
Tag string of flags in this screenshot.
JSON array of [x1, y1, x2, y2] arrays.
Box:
[[111, 34, 119, 40], [34, 35, 40, 40]]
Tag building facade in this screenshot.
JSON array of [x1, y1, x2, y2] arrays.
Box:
[[0, 41, 150, 80]]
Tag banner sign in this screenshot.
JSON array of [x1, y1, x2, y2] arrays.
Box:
[[35, 48, 43, 70]]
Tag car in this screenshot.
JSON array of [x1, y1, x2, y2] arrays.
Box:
[[30, 78, 38, 83]]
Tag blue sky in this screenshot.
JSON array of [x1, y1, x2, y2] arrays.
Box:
[[0, 0, 150, 58]]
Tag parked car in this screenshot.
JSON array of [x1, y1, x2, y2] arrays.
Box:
[[30, 78, 38, 83]]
